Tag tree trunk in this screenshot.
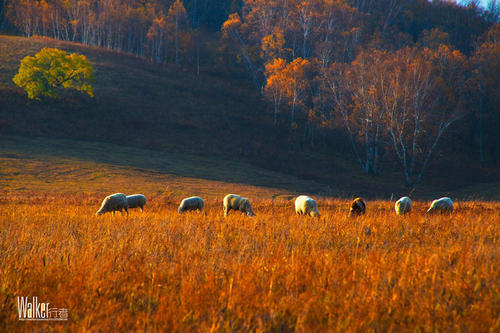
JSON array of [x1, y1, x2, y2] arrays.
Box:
[[274, 103, 279, 125], [196, 44, 200, 76], [310, 125, 315, 149], [192, 0, 197, 28], [175, 18, 179, 65], [479, 93, 485, 166], [303, 34, 307, 58]]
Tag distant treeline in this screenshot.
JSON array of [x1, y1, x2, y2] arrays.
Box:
[[1, 0, 198, 64]]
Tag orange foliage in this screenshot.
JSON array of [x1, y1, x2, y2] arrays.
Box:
[[264, 57, 287, 124], [264, 57, 310, 126], [222, 13, 242, 38], [261, 29, 286, 60]]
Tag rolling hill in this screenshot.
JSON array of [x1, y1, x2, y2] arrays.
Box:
[[0, 135, 328, 199], [0, 35, 498, 199]]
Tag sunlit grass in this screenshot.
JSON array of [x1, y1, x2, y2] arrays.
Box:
[[1, 193, 499, 331]]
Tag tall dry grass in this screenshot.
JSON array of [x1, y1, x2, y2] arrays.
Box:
[[0, 193, 499, 331]]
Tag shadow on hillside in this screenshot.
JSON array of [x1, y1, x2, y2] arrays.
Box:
[[2, 136, 498, 200], [0, 135, 332, 196]]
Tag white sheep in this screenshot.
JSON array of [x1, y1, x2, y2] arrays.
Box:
[[223, 194, 255, 217], [178, 196, 204, 213], [295, 195, 320, 217], [126, 194, 147, 212], [426, 197, 453, 214], [395, 196, 412, 215], [349, 197, 366, 217], [96, 193, 128, 216]]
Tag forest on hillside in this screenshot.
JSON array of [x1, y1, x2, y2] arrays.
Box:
[[0, 0, 499, 186]]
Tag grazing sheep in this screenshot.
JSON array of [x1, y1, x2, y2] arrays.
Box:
[[96, 193, 128, 216], [126, 194, 147, 212], [395, 196, 412, 215], [349, 197, 366, 217], [178, 196, 204, 213], [295, 195, 320, 217], [426, 197, 453, 214], [223, 194, 255, 217]]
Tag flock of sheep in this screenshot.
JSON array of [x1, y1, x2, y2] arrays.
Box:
[[96, 193, 454, 217]]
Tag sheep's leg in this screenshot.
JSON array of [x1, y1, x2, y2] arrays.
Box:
[[125, 207, 129, 216], [140, 206, 144, 212], [224, 208, 229, 217]]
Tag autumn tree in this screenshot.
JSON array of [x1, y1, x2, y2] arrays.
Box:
[[315, 0, 360, 66], [384, 47, 466, 186], [222, 12, 260, 87], [324, 51, 388, 174], [325, 46, 466, 184], [13, 47, 95, 100], [295, 0, 320, 58], [283, 57, 310, 127], [264, 57, 287, 125], [147, 15, 169, 63], [167, 0, 189, 65]]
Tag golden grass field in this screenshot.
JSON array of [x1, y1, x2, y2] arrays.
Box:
[[1, 192, 499, 332]]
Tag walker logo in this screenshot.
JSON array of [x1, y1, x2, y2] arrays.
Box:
[[17, 297, 68, 321]]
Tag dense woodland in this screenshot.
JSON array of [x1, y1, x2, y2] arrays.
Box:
[[0, 0, 499, 186]]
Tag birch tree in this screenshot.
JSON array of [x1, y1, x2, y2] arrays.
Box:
[[264, 57, 287, 125], [167, 0, 188, 65]]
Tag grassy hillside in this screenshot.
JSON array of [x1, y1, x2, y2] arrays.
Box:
[[0, 35, 396, 197], [0, 135, 329, 199], [0, 35, 269, 155], [1, 135, 499, 201], [0, 35, 499, 198]]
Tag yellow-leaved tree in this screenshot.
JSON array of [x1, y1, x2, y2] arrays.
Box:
[[13, 47, 95, 100]]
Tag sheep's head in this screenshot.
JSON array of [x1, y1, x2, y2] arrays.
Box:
[[96, 197, 110, 216], [311, 209, 320, 218], [245, 201, 255, 216]]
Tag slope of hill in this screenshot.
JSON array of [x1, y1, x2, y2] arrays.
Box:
[[1, 135, 499, 201], [0, 35, 386, 196], [0, 135, 329, 199], [0, 35, 269, 155], [0, 35, 498, 199]]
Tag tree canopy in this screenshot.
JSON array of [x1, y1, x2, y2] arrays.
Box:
[[13, 47, 95, 100]]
